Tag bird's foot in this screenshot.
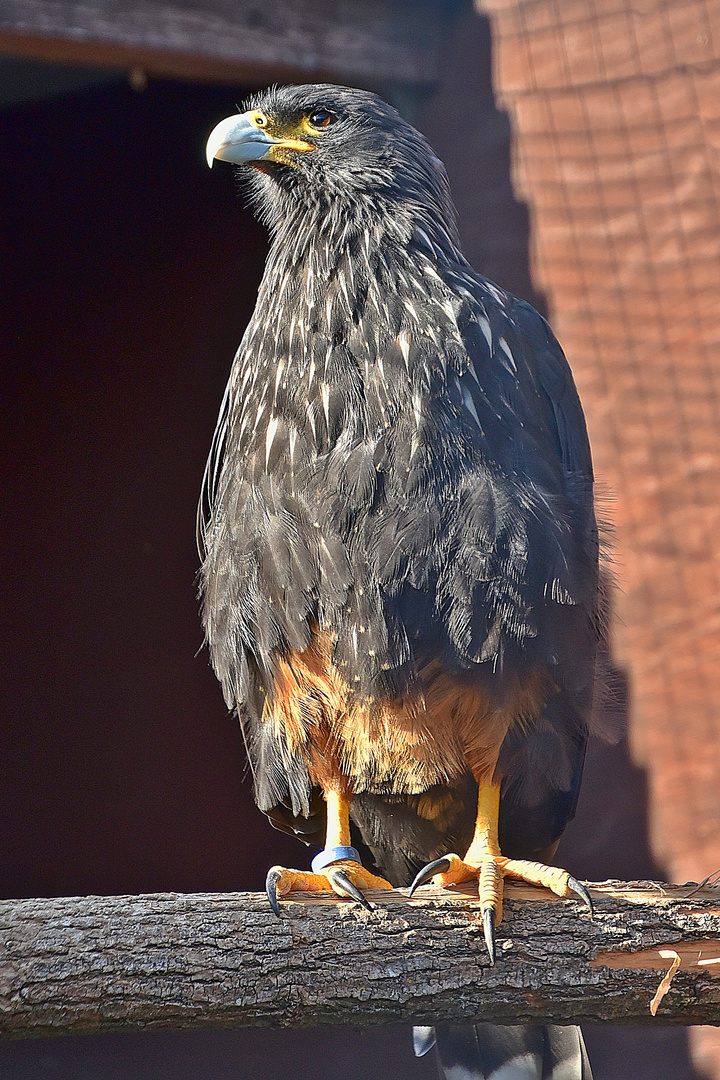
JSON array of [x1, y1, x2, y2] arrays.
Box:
[[266, 845, 393, 915], [408, 853, 592, 964]]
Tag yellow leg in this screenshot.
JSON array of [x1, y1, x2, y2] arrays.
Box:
[[324, 788, 352, 847], [466, 781, 505, 925], [408, 780, 592, 962], [429, 781, 506, 924], [266, 788, 392, 914], [464, 781, 502, 862]]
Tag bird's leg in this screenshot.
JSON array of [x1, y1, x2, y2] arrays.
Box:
[[408, 780, 592, 963], [266, 788, 393, 915]]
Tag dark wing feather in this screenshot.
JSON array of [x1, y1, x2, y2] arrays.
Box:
[[347, 288, 599, 872], [496, 296, 598, 859]]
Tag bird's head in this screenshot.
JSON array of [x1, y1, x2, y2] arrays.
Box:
[[206, 84, 458, 249]]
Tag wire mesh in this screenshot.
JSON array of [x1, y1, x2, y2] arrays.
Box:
[[475, 0, 720, 1068]]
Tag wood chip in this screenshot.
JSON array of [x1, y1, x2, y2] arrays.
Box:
[[650, 950, 682, 1015]]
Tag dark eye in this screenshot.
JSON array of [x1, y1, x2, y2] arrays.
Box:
[[309, 109, 335, 129]]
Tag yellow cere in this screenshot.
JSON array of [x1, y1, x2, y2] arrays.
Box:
[[248, 108, 318, 164]]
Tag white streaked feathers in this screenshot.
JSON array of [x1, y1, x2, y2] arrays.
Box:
[[398, 328, 411, 372], [306, 401, 317, 440], [273, 360, 284, 401], [206, 191, 523, 501], [479, 315, 493, 351], [321, 382, 331, 428], [265, 414, 279, 466], [498, 336, 517, 373], [461, 383, 482, 429], [412, 388, 423, 430]]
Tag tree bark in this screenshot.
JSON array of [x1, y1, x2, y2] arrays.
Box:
[[1, 880, 719, 1038]]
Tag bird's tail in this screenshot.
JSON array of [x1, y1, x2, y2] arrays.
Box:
[[414, 1024, 593, 1079]]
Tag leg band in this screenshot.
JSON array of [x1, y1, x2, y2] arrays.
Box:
[[311, 846, 360, 873]]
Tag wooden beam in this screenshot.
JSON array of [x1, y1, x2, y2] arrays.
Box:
[[2, 880, 719, 1037], [0, 0, 457, 88]]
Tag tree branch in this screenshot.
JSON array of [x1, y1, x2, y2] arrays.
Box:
[[2, 881, 719, 1038]]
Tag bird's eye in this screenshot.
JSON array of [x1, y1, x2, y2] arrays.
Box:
[[254, 112, 268, 127], [309, 109, 335, 129]]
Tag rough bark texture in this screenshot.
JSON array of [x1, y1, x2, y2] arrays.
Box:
[[1, 881, 719, 1038]]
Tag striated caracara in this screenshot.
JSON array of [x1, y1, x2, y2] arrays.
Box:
[[201, 84, 597, 1080]]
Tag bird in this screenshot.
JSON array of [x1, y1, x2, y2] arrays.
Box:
[[201, 83, 598, 1080]]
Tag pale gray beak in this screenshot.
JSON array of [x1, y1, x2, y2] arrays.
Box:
[[205, 112, 275, 168]]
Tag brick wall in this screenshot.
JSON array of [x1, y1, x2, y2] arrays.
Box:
[[475, 0, 720, 1070]]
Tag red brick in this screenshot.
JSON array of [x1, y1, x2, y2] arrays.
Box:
[[478, 18, 720, 1075]]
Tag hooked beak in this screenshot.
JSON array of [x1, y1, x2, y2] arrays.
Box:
[[206, 112, 314, 167]]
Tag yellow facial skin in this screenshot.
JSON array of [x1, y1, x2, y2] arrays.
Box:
[[206, 108, 335, 169], [256, 110, 330, 165]]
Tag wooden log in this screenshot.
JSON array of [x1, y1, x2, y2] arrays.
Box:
[[0, 0, 453, 88], [1, 880, 719, 1038]]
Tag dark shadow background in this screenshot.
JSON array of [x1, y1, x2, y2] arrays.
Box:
[[0, 40, 707, 1080]]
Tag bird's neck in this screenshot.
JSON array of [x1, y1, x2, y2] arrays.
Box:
[[257, 197, 461, 326], [227, 196, 472, 465]]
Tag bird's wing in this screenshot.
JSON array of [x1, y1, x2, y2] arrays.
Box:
[[511, 296, 596, 550], [418, 286, 596, 860], [494, 297, 598, 860]]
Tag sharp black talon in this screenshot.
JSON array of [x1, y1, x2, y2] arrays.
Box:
[[567, 875, 594, 918], [482, 906, 496, 965], [328, 868, 373, 911], [408, 857, 452, 897], [266, 867, 282, 917]]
